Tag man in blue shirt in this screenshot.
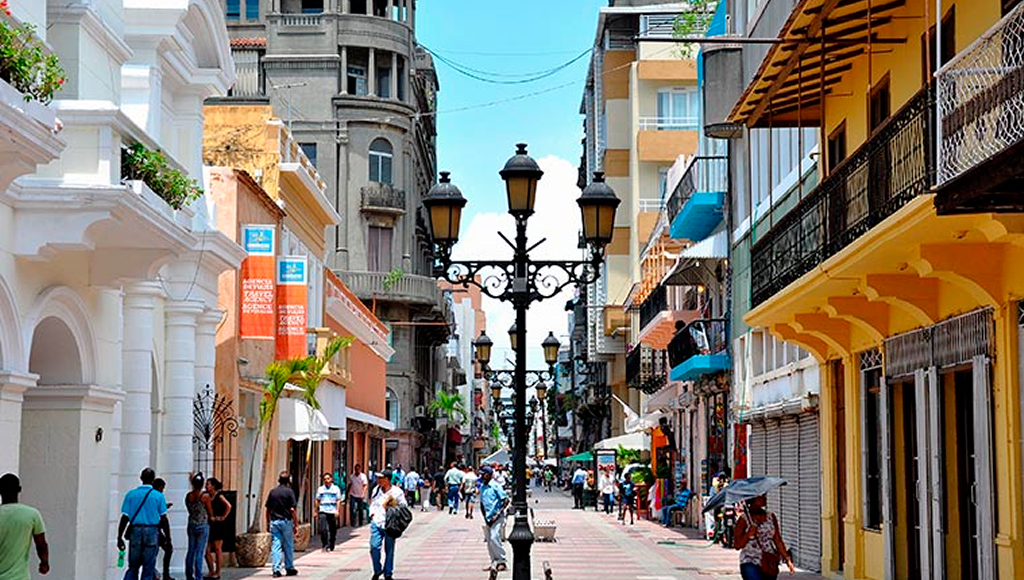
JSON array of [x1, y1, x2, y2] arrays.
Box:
[[571, 464, 587, 509], [117, 468, 169, 580], [479, 466, 509, 577]]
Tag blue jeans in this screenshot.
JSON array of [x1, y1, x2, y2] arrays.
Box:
[[740, 562, 777, 580], [369, 522, 396, 576], [270, 519, 295, 573], [447, 484, 460, 510], [124, 525, 160, 580], [185, 523, 209, 580]]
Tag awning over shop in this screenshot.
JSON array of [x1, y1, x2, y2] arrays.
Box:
[[681, 229, 728, 259], [346, 407, 395, 431], [318, 383, 347, 441], [564, 451, 593, 463], [278, 398, 332, 441], [646, 384, 679, 412], [482, 448, 510, 465], [594, 432, 651, 452]]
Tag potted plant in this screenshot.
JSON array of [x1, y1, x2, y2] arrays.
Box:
[[235, 358, 309, 567]]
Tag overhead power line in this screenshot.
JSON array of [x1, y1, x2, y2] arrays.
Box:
[[421, 45, 593, 85]]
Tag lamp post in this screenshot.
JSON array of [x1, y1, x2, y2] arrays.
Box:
[[425, 144, 619, 580]]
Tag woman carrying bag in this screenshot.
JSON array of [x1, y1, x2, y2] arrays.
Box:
[[733, 495, 795, 580]]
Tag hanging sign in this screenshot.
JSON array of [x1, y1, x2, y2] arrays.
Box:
[[239, 225, 276, 340], [275, 256, 308, 360]]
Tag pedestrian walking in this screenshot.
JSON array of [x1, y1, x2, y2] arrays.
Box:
[[734, 495, 794, 580], [543, 468, 553, 492], [478, 466, 508, 579], [349, 465, 368, 527], [203, 477, 230, 580], [316, 473, 342, 552], [0, 473, 49, 579], [462, 466, 478, 519], [444, 462, 464, 514], [117, 468, 171, 580], [402, 468, 421, 507], [432, 468, 446, 511], [151, 478, 174, 580], [183, 473, 212, 580], [265, 471, 298, 578], [492, 464, 507, 488], [599, 468, 617, 514], [368, 469, 408, 580], [571, 464, 586, 509]]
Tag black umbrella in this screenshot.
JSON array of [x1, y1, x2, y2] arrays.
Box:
[[701, 476, 787, 513]]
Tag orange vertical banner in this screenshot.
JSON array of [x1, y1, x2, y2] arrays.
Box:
[[239, 225, 276, 340], [275, 256, 308, 360]]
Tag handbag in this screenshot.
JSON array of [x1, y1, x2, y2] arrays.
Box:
[[125, 488, 154, 537], [754, 513, 781, 576]]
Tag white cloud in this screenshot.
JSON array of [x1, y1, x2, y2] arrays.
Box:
[[452, 155, 585, 379]]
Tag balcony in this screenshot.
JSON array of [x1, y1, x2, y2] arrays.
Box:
[[637, 285, 701, 349], [667, 318, 729, 383], [637, 127, 698, 163], [360, 183, 406, 215], [666, 156, 727, 241], [626, 344, 668, 395], [750, 88, 933, 307], [338, 271, 442, 307], [935, 2, 1024, 214]]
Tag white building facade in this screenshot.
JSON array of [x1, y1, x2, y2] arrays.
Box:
[[0, 1, 241, 579]]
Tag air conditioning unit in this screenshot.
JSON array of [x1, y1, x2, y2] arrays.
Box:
[[414, 405, 426, 418]]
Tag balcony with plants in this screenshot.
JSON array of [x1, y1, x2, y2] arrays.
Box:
[[666, 155, 727, 242], [666, 318, 729, 383]]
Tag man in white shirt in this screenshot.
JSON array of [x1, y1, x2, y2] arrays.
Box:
[[368, 470, 407, 580], [315, 473, 342, 551], [492, 464, 507, 487], [348, 465, 368, 527], [402, 469, 420, 507], [443, 462, 464, 515], [571, 465, 588, 509]]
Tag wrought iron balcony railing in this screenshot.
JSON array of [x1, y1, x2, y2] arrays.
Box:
[[626, 344, 668, 394], [750, 87, 934, 307], [638, 284, 700, 331], [667, 318, 728, 369], [937, 2, 1024, 188], [665, 155, 728, 227], [360, 183, 406, 213]]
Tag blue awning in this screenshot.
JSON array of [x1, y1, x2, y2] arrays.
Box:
[[670, 353, 731, 382], [670, 191, 725, 241]]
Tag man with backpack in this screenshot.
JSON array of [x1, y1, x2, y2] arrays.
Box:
[[368, 469, 408, 580]]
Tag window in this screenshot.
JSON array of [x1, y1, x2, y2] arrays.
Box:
[[369, 138, 393, 184], [351, 0, 367, 14], [861, 351, 883, 530], [396, 57, 405, 101], [226, 0, 240, 20], [656, 88, 700, 130], [828, 123, 847, 173], [245, 0, 259, 20], [385, 389, 399, 425], [301, 0, 323, 13], [347, 65, 368, 96], [367, 225, 393, 272], [869, 75, 891, 133], [299, 142, 317, 168], [372, 0, 388, 17], [658, 167, 670, 200]]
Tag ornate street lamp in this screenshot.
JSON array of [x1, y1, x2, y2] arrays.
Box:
[[542, 332, 561, 366], [424, 144, 619, 580], [474, 330, 493, 366], [508, 323, 518, 352]]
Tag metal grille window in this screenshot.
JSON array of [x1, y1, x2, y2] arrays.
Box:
[[369, 138, 393, 184], [860, 348, 884, 530]]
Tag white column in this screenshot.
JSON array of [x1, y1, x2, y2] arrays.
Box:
[[390, 53, 397, 100], [163, 300, 203, 567], [0, 370, 37, 475], [119, 282, 163, 494], [369, 48, 377, 97], [195, 310, 222, 470], [340, 46, 348, 95]]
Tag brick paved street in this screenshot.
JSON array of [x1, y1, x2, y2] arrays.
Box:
[[222, 489, 828, 580]]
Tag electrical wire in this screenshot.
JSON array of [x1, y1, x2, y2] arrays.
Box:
[[421, 44, 592, 83]]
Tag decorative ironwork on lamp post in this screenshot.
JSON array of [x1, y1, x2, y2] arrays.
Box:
[[423, 144, 620, 580]]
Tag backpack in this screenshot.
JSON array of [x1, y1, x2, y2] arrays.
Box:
[[385, 504, 413, 538]]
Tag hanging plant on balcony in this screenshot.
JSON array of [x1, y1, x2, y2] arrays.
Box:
[[122, 142, 203, 210], [0, 4, 66, 103]]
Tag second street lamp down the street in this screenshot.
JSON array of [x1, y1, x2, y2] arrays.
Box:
[[424, 143, 620, 580]]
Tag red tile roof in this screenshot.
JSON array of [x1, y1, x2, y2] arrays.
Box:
[[230, 37, 266, 48]]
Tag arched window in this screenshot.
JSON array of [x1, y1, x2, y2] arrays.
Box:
[[385, 388, 399, 425], [369, 138, 393, 184]]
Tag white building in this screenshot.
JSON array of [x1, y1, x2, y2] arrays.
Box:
[[0, 1, 240, 578]]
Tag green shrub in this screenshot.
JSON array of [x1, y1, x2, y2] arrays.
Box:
[[122, 142, 203, 210], [0, 6, 66, 103]]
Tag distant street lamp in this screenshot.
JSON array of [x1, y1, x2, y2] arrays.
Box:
[[424, 144, 619, 580]]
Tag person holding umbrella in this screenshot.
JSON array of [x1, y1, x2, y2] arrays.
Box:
[[733, 494, 794, 579]]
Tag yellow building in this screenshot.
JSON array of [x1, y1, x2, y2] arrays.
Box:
[[578, 2, 701, 443], [728, 0, 1024, 578]]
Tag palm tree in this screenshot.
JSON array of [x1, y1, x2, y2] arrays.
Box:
[[428, 390, 469, 467], [244, 357, 309, 532]]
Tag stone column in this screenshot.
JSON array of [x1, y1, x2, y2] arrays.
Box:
[[341, 0, 349, 13], [163, 300, 204, 567], [194, 309, 222, 470], [409, 0, 415, 31], [119, 282, 163, 495], [0, 370, 37, 475], [390, 53, 397, 100], [368, 48, 377, 97], [340, 46, 348, 94]]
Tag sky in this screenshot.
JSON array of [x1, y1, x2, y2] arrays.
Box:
[[418, 1, 608, 370]]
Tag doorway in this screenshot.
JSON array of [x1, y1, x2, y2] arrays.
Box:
[[893, 379, 922, 580], [950, 368, 981, 580], [832, 359, 846, 572]]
